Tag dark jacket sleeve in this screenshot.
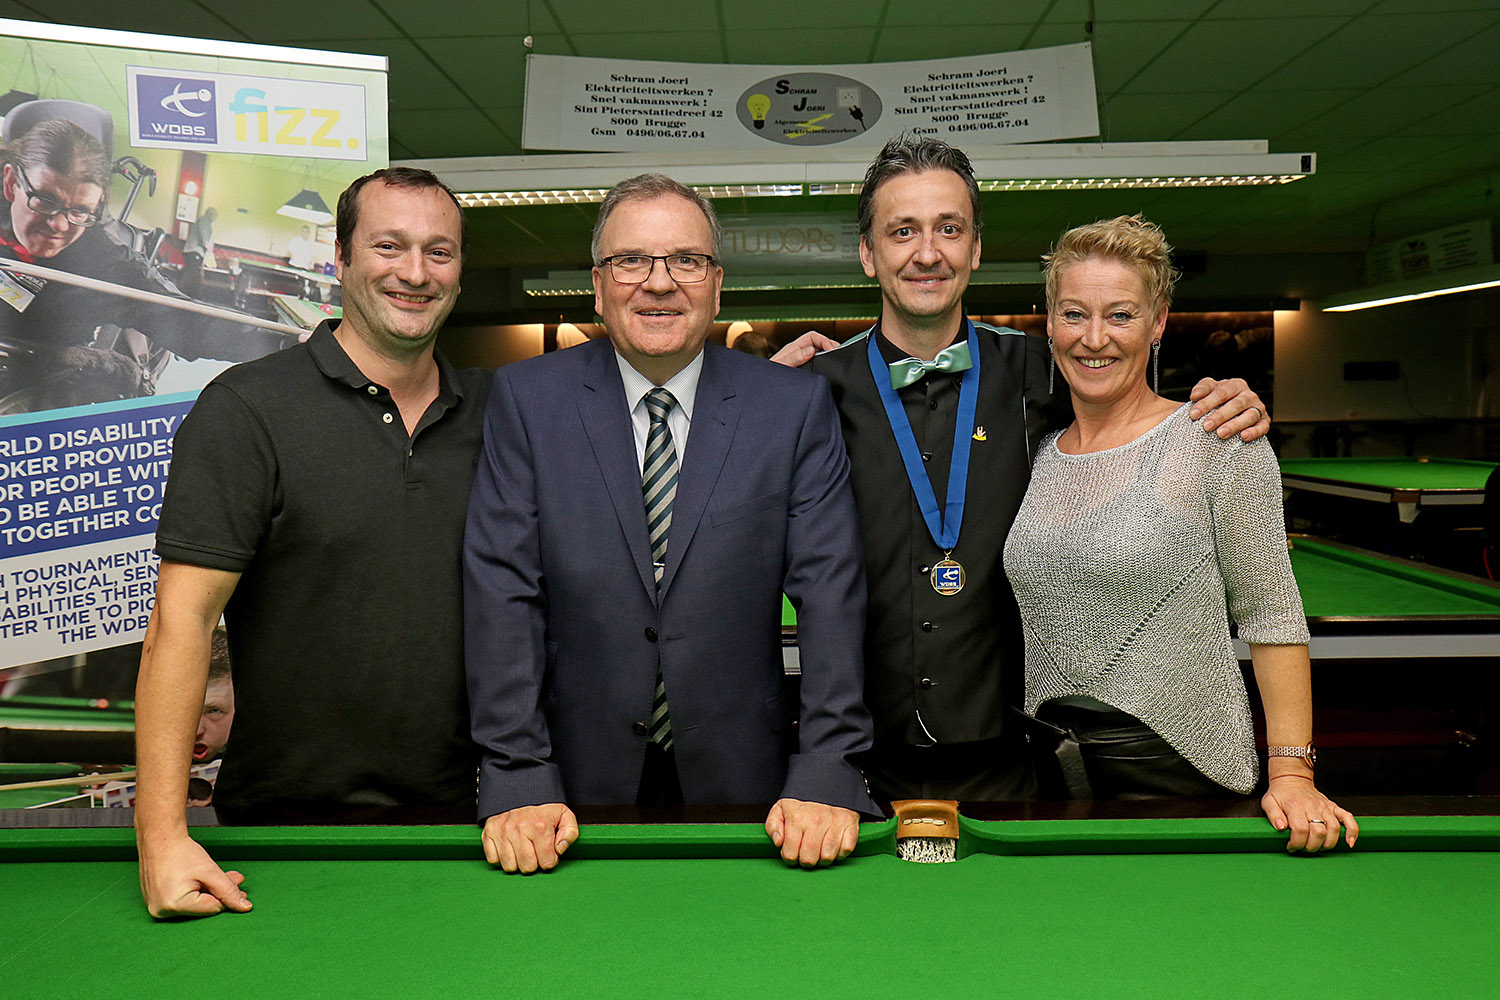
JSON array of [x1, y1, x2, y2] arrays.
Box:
[[778, 375, 881, 818]]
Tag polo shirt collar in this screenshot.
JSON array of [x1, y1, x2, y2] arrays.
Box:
[[307, 319, 466, 405]]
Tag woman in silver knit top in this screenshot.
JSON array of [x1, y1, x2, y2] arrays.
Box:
[[1005, 215, 1357, 852]]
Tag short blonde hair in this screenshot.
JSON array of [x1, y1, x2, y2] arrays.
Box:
[[1043, 214, 1178, 315]]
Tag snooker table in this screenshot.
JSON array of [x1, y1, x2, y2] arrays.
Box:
[[783, 537, 1500, 663], [269, 293, 342, 331], [1243, 535, 1500, 659], [1279, 456, 1496, 524], [0, 695, 134, 763], [1, 801, 1496, 999]]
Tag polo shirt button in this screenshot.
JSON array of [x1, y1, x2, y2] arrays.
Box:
[[920, 677, 935, 689], [367, 385, 378, 395], [644, 626, 658, 642], [382, 413, 394, 424], [921, 621, 933, 632], [632, 722, 649, 736]]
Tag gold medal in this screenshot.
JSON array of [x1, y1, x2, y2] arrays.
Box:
[[930, 557, 965, 596]]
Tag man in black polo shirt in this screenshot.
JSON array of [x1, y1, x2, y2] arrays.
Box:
[[781, 135, 1270, 802], [134, 167, 483, 918]]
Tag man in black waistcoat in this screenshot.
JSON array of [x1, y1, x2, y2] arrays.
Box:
[[777, 134, 1271, 802]]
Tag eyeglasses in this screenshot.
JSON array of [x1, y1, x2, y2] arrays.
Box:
[[12, 165, 102, 228], [598, 253, 716, 284]]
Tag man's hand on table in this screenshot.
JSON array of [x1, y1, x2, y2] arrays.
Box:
[[765, 798, 860, 868], [482, 803, 579, 873], [138, 834, 250, 918], [1188, 377, 1271, 441], [770, 332, 840, 369]]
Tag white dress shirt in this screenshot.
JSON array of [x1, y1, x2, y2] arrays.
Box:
[[615, 349, 704, 472]]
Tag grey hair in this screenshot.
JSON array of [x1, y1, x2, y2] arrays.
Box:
[[857, 132, 982, 240], [591, 173, 721, 262]]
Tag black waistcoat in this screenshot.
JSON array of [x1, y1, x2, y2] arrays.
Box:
[[810, 320, 1069, 746]]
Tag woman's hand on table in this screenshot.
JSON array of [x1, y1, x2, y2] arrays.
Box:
[[1260, 775, 1359, 853], [766, 798, 860, 868], [482, 803, 579, 874], [139, 834, 250, 919]]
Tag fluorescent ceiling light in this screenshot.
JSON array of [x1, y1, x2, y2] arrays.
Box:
[[402, 141, 1314, 206], [1321, 263, 1500, 312], [521, 262, 1043, 297], [460, 183, 801, 207]]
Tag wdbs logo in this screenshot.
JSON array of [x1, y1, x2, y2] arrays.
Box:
[[133, 74, 218, 144]]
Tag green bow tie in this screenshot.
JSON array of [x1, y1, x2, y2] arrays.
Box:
[[888, 341, 973, 389]]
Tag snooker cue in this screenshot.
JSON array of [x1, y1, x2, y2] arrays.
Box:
[[0, 257, 307, 338], [0, 770, 137, 792]]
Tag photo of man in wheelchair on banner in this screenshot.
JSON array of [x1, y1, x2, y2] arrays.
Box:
[[0, 98, 303, 414]]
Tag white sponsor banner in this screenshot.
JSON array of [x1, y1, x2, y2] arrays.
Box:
[[524, 44, 1098, 153], [1365, 219, 1495, 285], [126, 66, 368, 161]]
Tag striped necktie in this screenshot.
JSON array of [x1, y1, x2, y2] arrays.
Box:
[[642, 388, 678, 750]]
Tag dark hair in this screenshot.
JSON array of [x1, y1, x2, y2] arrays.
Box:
[[2, 118, 110, 196], [208, 626, 232, 684], [591, 173, 721, 263], [857, 133, 982, 241], [336, 166, 465, 266]]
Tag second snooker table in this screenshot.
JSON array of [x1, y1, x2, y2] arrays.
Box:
[[1, 802, 1496, 999], [783, 536, 1500, 664], [0, 694, 135, 763], [1278, 456, 1497, 524]]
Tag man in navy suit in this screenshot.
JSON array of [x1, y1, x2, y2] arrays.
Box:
[[464, 174, 879, 873]]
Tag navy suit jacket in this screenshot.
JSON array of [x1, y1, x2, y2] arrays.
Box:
[[464, 339, 878, 819]]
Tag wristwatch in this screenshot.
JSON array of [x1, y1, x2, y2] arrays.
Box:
[[1267, 741, 1317, 769]]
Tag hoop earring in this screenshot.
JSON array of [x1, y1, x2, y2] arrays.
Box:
[[1151, 340, 1161, 396], [1047, 336, 1055, 394]]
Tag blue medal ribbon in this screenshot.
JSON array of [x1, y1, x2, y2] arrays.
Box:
[[867, 319, 980, 553]]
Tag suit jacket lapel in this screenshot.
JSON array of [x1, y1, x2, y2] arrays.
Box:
[[578, 341, 657, 597], [660, 345, 738, 595]]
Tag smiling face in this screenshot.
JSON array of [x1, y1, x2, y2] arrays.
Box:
[[859, 168, 981, 345], [334, 180, 462, 358], [592, 192, 722, 384], [1047, 256, 1168, 408], [2, 162, 103, 259]]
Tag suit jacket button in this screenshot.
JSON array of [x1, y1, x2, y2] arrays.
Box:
[[644, 626, 658, 642], [632, 722, 649, 735], [921, 621, 934, 632], [920, 677, 935, 689]]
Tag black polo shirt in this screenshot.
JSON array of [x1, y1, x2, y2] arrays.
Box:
[[810, 319, 1069, 748], [156, 322, 488, 806]]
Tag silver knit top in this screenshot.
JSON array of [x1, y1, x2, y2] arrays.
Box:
[[1004, 404, 1309, 793]]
